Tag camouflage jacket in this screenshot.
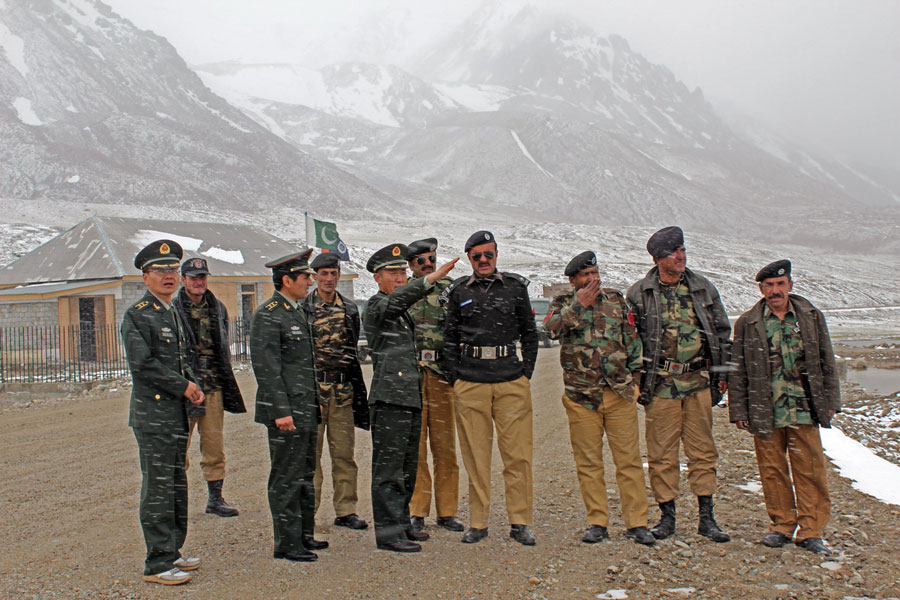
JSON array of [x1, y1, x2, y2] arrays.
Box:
[[653, 277, 709, 399], [408, 276, 452, 377], [763, 302, 813, 428], [544, 288, 642, 409]]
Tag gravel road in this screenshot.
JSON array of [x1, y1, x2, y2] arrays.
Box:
[[2, 348, 899, 599]]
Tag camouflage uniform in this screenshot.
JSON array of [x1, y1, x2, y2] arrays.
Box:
[[544, 289, 650, 529], [730, 296, 840, 542], [308, 292, 361, 519], [408, 277, 460, 521]]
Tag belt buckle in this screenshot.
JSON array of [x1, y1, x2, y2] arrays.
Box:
[[421, 349, 436, 362], [670, 361, 684, 375], [481, 347, 496, 359]]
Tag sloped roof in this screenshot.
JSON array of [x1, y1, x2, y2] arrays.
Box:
[[0, 217, 310, 285]]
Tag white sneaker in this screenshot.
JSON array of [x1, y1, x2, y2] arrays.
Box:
[[142, 568, 192, 585], [174, 556, 201, 571]]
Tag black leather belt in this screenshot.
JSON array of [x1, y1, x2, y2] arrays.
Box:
[[462, 344, 516, 360], [657, 357, 709, 375], [316, 370, 348, 383]]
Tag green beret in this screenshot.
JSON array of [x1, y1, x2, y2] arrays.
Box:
[[367, 244, 408, 273], [134, 239, 183, 270], [756, 259, 791, 282], [564, 251, 597, 276], [407, 237, 438, 259]]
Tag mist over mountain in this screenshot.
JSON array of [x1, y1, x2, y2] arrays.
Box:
[[194, 2, 900, 250], [0, 0, 391, 216]]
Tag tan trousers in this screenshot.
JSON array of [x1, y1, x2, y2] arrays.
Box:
[[314, 382, 359, 517], [410, 370, 460, 518], [454, 376, 533, 529], [754, 424, 830, 541], [563, 390, 649, 529], [186, 389, 225, 481], [644, 387, 718, 502]]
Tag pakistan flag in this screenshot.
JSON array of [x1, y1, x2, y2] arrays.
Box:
[[312, 219, 350, 260]]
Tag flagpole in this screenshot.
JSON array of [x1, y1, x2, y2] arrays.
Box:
[[304, 211, 309, 249]]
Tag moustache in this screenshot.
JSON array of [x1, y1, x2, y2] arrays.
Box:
[[769, 293, 784, 299]]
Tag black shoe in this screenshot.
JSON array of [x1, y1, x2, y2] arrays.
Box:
[[437, 516, 465, 532], [377, 540, 422, 553], [461, 527, 488, 544], [761, 532, 790, 548], [274, 550, 317, 562], [697, 495, 731, 543], [509, 524, 536, 546], [796, 537, 832, 556], [205, 480, 239, 517], [626, 526, 656, 546], [406, 529, 430, 542], [410, 516, 425, 531], [303, 538, 329, 550], [334, 514, 368, 530], [651, 500, 676, 539], [581, 525, 609, 544]]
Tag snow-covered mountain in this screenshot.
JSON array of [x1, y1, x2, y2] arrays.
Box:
[[194, 2, 900, 250], [0, 0, 391, 215]]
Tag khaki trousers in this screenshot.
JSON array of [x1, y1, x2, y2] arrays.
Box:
[[644, 387, 718, 502], [186, 389, 225, 481], [563, 390, 649, 529], [410, 369, 460, 518], [314, 381, 359, 517], [454, 376, 533, 529], [754, 424, 830, 541]]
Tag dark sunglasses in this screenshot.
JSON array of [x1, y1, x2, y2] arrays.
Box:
[[470, 251, 495, 261], [414, 254, 436, 265]]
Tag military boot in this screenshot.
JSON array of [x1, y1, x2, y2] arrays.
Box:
[[697, 495, 730, 543], [206, 480, 239, 517], [650, 500, 676, 539]]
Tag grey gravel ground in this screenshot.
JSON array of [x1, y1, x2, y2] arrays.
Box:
[[2, 348, 899, 599]]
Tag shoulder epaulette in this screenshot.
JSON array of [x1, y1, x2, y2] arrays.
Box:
[[134, 300, 149, 310], [502, 272, 530, 287], [439, 276, 469, 305], [265, 300, 279, 311]]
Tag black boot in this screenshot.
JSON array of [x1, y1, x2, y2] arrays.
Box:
[[650, 500, 676, 540], [206, 480, 239, 517], [697, 495, 730, 543]]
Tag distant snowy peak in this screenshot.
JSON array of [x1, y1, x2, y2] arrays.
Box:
[[414, 2, 728, 148], [196, 61, 463, 128]]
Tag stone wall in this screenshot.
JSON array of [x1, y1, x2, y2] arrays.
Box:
[[0, 301, 58, 329]]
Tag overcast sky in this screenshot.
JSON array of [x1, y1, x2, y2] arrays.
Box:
[[106, 0, 900, 173]]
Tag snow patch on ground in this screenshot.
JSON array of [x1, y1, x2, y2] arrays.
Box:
[[432, 83, 513, 112], [130, 230, 202, 252], [0, 20, 29, 78], [510, 130, 554, 179], [821, 427, 900, 506], [13, 97, 43, 126], [201, 247, 244, 265], [737, 481, 762, 494], [66, 175, 80, 183]]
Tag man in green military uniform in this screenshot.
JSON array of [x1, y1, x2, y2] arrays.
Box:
[[250, 249, 327, 563], [407, 238, 464, 533], [544, 251, 655, 546], [122, 239, 204, 585], [627, 226, 732, 543], [175, 257, 246, 518], [305, 252, 369, 531], [730, 260, 841, 556], [364, 243, 458, 552]]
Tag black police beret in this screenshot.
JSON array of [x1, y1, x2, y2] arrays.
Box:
[[310, 252, 341, 271], [756, 259, 792, 282], [646, 226, 684, 258], [407, 237, 438, 259], [134, 239, 183, 270], [366, 244, 408, 273], [265, 248, 314, 275], [465, 230, 495, 253], [181, 257, 210, 276], [564, 250, 597, 276]]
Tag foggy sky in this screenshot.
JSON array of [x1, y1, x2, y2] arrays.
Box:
[[106, 0, 900, 174]]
